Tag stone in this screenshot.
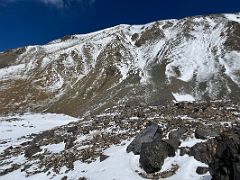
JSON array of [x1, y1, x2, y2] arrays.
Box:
[[64, 137, 76, 150], [179, 147, 190, 156], [167, 127, 188, 149], [126, 124, 163, 154], [100, 154, 109, 162], [78, 177, 87, 180], [139, 139, 175, 173], [168, 128, 187, 140], [195, 127, 220, 140], [189, 139, 217, 164], [209, 129, 240, 180], [24, 143, 41, 158], [67, 126, 78, 134], [196, 166, 209, 174], [163, 139, 180, 150]]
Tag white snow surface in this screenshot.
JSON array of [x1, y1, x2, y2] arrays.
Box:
[[0, 113, 79, 152], [41, 142, 65, 154], [1, 138, 211, 180], [162, 152, 211, 180], [225, 13, 240, 23], [172, 93, 195, 102]]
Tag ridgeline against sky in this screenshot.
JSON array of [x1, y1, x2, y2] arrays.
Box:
[[0, 0, 239, 51]]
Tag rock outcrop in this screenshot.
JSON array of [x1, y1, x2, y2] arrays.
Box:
[[209, 128, 240, 180]]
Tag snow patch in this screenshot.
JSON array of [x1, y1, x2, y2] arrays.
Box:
[[0, 113, 79, 153], [42, 142, 65, 154], [172, 93, 195, 102]]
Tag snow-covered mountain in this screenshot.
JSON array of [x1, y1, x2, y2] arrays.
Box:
[[1, 13, 240, 116]]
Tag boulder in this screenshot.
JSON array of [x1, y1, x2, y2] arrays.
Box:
[[168, 127, 187, 140], [168, 127, 188, 149], [163, 139, 180, 150], [195, 127, 220, 140], [209, 129, 240, 180], [189, 139, 217, 164], [139, 139, 175, 173], [126, 124, 163, 154], [196, 166, 209, 175]]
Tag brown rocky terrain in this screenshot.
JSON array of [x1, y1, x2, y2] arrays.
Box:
[[0, 100, 240, 179]]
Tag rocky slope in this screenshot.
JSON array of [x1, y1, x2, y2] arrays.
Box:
[[0, 13, 240, 116], [0, 100, 240, 179]]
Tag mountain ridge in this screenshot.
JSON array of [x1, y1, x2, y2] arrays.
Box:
[[0, 12, 240, 117]]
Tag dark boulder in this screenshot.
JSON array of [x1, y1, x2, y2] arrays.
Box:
[[126, 124, 163, 154], [100, 154, 109, 162], [168, 127, 188, 149], [209, 129, 240, 180], [189, 139, 217, 164], [66, 126, 78, 135], [195, 127, 220, 140], [169, 127, 187, 140], [139, 139, 175, 173], [163, 139, 180, 150], [196, 166, 209, 175]]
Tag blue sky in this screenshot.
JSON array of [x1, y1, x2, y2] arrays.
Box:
[[0, 0, 239, 52]]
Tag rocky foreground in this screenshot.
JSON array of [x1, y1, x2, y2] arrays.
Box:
[[0, 100, 240, 179]]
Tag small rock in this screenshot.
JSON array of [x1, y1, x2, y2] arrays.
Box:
[[25, 144, 41, 158], [196, 166, 209, 175], [179, 147, 190, 156], [61, 176, 68, 180], [67, 126, 78, 134], [100, 154, 109, 162], [64, 137, 76, 149], [160, 164, 179, 178], [78, 177, 87, 180]]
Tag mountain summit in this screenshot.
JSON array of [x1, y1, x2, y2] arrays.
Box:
[[0, 13, 240, 116]]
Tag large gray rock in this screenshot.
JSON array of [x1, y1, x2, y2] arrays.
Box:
[[209, 128, 240, 180], [168, 127, 187, 140], [189, 139, 217, 164], [139, 139, 175, 173], [195, 127, 220, 140], [168, 127, 188, 150], [126, 124, 163, 154]]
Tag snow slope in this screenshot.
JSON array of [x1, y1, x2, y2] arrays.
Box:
[[0, 113, 79, 152]]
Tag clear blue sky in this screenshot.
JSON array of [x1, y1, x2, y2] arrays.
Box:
[[0, 0, 239, 52]]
